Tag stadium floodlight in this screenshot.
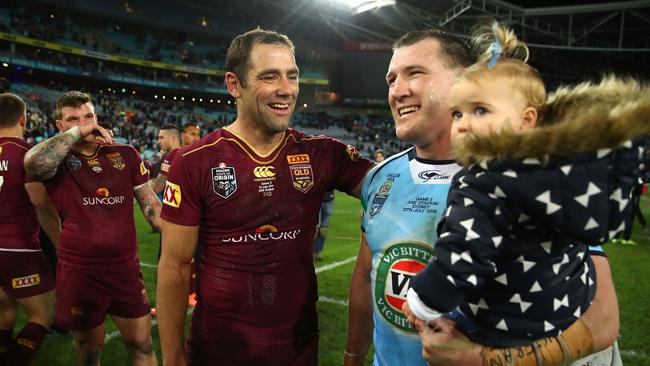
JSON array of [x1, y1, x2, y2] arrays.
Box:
[[333, 0, 396, 15]]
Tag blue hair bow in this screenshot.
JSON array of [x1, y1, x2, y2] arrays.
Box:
[[487, 24, 502, 69]]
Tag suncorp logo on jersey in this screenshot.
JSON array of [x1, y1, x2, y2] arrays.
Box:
[[222, 225, 301, 243], [82, 188, 126, 206]]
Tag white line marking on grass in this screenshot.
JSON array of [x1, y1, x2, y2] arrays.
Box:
[[140, 262, 158, 268], [319, 296, 348, 306], [331, 235, 359, 241], [315, 256, 357, 274], [621, 350, 649, 360]]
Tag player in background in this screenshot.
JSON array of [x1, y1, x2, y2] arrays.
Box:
[[24, 91, 161, 366], [149, 125, 181, 195], [0, 92, 60, 365], [181, 123, 201, 147]]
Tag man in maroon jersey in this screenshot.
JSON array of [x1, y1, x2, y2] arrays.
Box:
[[147, 124, 196, 313], [156, 28, 374, 366], [149, 124, 181, 195], [0, 93, 59, 365], [24, 91, 161, 366], [181, 123, 201, 147]]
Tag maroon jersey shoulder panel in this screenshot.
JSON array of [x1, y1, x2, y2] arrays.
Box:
[[45, 144, 145, 266], [160, 148, 180, 177], [0, 137, 39, 249]]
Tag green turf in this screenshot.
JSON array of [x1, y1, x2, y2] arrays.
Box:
[[18, 193, 650, 365]]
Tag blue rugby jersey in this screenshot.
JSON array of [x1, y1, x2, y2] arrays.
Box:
[[361, 147, 461, 366]]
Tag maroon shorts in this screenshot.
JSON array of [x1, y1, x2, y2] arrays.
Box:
[[186, 306, 318, 366], [54, 261, 150, 331], [0, 250, 55, 299]]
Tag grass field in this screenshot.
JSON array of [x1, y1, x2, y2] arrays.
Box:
[[22, 192, 650, 365]]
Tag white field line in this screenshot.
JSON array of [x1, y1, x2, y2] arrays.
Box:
[[315, 256, 357, 273], [621, 350, 649, 360], [139, 262, 158, 268], [106, 256, 358, 343], [319, 296, 349, 306], [331, 235, 359, 241]]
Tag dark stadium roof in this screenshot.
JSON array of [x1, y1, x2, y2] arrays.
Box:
[[191, 0, 650, 82], [36, 0, 650, 83]]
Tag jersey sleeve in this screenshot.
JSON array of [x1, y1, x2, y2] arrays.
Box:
[[327, 139, 374, 195], [360, 164, 381, 232], [130, 148, 149, 187], [587, 245, 606, 257], [160, 152, 202, 226]]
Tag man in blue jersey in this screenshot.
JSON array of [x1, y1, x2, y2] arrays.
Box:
[[344, 29, 621, 366]]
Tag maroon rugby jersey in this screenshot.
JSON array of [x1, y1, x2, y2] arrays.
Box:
[[161, 128, 373, 346], [0, 137, 39, 250], [44, 144, 149, 266], [159, 148, 179, 178]]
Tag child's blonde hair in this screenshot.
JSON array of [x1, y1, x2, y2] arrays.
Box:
[[462, 22, 547, 124]]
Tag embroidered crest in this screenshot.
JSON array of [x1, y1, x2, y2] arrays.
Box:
[[370, 180, 393, 217], [212, 163, 237, 198], [107, 152, 125, 170], [289, 164, 314, 193], [67, 155, 82, 171]]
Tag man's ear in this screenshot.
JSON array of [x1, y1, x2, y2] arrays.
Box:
[[521, 107, 538, 129], [19, 114, 26, 127], [225, 72, 242, 98], [55, 119, 63, 131]]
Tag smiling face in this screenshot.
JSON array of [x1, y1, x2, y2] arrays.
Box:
[[230, 43, 299, 136], [386, 38, 459, 148], [449, 75, 537, 144]]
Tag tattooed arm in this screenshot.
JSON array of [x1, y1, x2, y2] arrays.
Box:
[[24, 126, 82, 181], [134, 182, 162, 232], [24, 123, 114, 181], [149, 173, 167, 194]]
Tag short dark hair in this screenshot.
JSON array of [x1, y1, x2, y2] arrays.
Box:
[[159, 124, 181, 139], [56, 91, 92, 120], [183, 123, 202, 136], [226, 28, 295, 87], [0, 93, 26, 128], [393, 29, 472, 69]]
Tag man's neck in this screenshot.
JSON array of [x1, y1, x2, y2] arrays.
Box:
[[226, 119, 285, 156], [164, 145, 180, 154], [0, 125, 23, 139], [414, 140, 454, 161]]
